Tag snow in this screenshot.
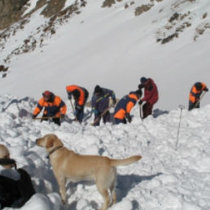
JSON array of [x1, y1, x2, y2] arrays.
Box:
[[0, 0, 210, 209], [0, 96, 210, 210]]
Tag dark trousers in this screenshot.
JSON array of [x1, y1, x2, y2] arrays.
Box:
[[114, 118, 126, 125], [188, 101, 200, 111], [75, 106, 84, 123], [142, 103, 153, 119], [94, 111, 111, 126]]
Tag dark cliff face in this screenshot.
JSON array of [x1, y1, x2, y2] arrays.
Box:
[[0, 0, 69, 30], [0, 0, 29, 30]]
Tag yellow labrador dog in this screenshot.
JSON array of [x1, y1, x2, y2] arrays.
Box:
[[36, 134, 142, 210]]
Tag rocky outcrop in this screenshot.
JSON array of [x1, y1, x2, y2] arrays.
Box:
[[0, 0, 28, 30]]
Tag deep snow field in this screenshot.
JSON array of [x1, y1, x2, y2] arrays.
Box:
[[0, 95, 210, 210]]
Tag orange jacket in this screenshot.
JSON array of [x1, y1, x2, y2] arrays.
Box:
[[33, 95, 67, 117], [66, 85, 87, 106], [114, 93, 139, 120], [189, 82, 207, 103]]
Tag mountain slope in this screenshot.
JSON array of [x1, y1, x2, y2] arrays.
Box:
[[0, 0, 210, 110]]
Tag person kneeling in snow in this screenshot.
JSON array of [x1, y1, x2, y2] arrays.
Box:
[[0, 144, 35, 209], [113, 90, 142, 124], [188, 82, 208, 111], [32, 90, 67, 125]]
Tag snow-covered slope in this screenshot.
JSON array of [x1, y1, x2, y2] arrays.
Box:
[[1, 96, 210, 210], [0, 0, 210, 109], [0, 0, 210, 209]]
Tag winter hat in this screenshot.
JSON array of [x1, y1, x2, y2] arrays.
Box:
[[140, 77, 147, 84], [94, 85, 102, 94], [195, 82, 202, 91]]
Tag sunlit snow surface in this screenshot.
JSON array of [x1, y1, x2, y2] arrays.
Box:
[[0, 95, 210, 210]]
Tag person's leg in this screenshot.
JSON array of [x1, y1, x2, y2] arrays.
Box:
[[53, 118, 61, 126], [143, 103, 153, 118], [102, 111, 111, 124], [75, 107, 84, 123], [114, 118, 126, 124]]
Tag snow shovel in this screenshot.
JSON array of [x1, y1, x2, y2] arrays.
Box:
[[33, 116, 62, 120], [194, 91, 206, 108], [91, 106, 111, 126]]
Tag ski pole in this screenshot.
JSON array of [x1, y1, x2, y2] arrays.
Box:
[[175, 105, 185, 150]]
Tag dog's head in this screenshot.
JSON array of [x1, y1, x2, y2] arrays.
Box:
[[0, 144, 16, 169], [36, 134, 64, 151], [0, 144, 10, 159]]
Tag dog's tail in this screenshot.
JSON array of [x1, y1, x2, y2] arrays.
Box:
[[110, 155, 142, 167]]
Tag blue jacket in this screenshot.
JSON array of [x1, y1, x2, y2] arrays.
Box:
[[91, 88, 116, 113]]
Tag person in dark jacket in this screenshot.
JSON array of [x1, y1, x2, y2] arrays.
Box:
[[33, 90, 67, 125], [188, 82, 208, 110], [66, 85, 89, 123], [91, 85, 116, 126], [138, 77, 159, 119], [0, 146, 35, 209], [114, 90, 142, 124]]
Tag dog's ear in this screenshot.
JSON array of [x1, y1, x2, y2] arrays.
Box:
[[46, 138, 54, 148]]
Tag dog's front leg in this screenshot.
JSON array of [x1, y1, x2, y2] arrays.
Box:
[[56, 175, 67, 203]]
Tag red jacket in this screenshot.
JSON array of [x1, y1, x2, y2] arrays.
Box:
[[141, 78, 158, 105]]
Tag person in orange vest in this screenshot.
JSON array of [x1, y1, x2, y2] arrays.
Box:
[[66, 85, 89, 123], [189, 82, 208, 110], [32, 91, 67, 125], [113, 90, 142, 124]]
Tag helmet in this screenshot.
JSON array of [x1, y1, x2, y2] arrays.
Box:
[[42, 90, 51, 98], [42, 90, 53, 101]]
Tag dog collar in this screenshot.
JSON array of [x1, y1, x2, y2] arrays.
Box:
[[47, 146, 63, 159]]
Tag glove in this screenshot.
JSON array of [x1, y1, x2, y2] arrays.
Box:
[[204, 87, 209, 92], [138, 84, 144, 89], [60, 114, 65, 119], [32, 114, 37, 119], [138, 100, 143, 105], [125, 113, 132, 123]]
